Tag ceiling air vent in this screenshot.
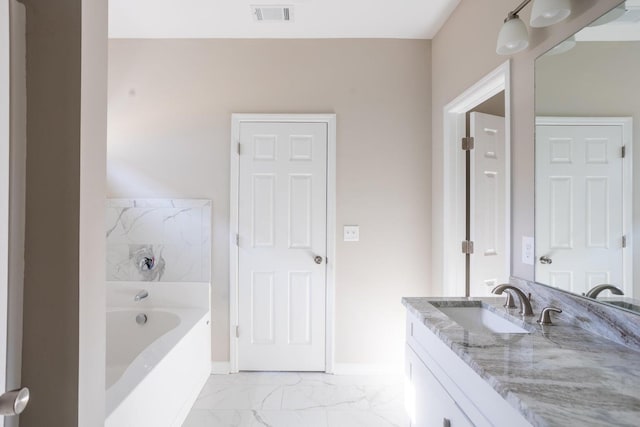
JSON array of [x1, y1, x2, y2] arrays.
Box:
[[252, 5, 293, 22]]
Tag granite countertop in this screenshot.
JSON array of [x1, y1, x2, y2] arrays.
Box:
[[402, 297, 640, 427]]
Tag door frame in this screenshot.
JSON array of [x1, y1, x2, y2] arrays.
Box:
[[441, 61, 511, 296], [229, 113, 337, 374], [1, 0, 11, 405], [535, 116, 633, 292]]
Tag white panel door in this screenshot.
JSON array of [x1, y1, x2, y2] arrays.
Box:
[[536, 123, 624, 294], [238, 121, 327, 371], [469, 112, 507, 296]]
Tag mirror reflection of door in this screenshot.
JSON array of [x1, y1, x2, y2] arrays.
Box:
[[535, 117, 632, 295], [465, 92, 510, 297]]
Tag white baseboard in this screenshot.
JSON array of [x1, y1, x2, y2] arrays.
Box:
[[210, 361, 400, 376], [332, 363, 402, 376], [211, 361, 231, 375]]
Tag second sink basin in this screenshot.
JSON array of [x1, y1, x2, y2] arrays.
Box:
[[436, 305, 530, 334]]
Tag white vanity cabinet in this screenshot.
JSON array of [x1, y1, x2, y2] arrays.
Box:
[[406, 344, 473, 427], [405, 312, 532, 427]]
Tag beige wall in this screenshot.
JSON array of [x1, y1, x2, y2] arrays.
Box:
[[431, 0, 622, 289], [536, 41, 640, 295], [107, 39, 432, 366], [19, 0, 107, 426], [20, 0, 81, 425]]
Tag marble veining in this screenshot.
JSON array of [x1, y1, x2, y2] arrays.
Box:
[[402, 296, 640, 427], [184, 372, 408, 427], [106, 199, 211, 282], [511, 277, 640, 352]]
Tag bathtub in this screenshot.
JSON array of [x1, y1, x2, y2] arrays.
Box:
[[105, 282, 211, 427]]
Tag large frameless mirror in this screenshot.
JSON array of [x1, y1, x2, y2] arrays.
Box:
[[535, 0, 640, 314]]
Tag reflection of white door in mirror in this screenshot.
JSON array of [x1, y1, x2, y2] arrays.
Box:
[[535, 117, 633, 296]]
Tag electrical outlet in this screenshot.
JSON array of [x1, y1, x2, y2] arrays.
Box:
[[343, 225, 359, 242], [522, 236, 534, 265]]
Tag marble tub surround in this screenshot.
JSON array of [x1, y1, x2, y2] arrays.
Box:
[[403, 297, 640, 427], [106, 199, 211, 282], [510, 277, 640, 352]]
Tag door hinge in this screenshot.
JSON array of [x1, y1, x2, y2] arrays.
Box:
[[235, 325, 240, 338], [235, 233, 239, 246], [237, 142, 241, 155], [461, 240, 474, 255], [622, 145, 626, 158], [622, 235, 627, 248], [462, 137, 474, 151]]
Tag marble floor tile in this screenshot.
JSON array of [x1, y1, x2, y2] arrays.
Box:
[[183, 409, 328, 427], [326, 410, 408, 427], [191, 384, 283, 411], [184, 372, 409, 427]]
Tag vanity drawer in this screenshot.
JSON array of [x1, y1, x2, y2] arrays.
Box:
[[406, 344, 473, 427]]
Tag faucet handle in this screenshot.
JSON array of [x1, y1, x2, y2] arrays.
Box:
[[537, 307, 562, 325], [503, 290, 517, 309]]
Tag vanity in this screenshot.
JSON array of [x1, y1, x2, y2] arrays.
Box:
[[405, 2, 640, 425], [402, 295, 640, 427]]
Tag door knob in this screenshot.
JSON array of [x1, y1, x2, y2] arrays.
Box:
[[0, 387, 30, 416], [540, 256, 552, 265], [314, 255, 323, 265]]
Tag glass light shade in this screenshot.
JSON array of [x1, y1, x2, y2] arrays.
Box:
[[530, 0, 571, 28], [496, 16, 529, 55], [546, 35, 576, 55], [589, 4, 626, 27]]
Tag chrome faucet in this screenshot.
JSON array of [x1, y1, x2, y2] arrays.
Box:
[[491, 284, 534, 316], [134, 289, 149, 302], [584, 284, 624, 299]]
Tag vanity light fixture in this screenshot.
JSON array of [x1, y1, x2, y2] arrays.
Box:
[[530, 0, 571, 27], [496, 0, 572, 55], [588, 4, 626, 27]]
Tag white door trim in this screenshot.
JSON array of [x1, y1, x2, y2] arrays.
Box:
[[441, 61, 512, 296], [535, 116, 633, 291], [229, 113, 336, 374]]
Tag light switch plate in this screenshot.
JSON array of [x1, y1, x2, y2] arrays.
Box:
[[343, 225, 359, 242], [522, 236, 534, 265]]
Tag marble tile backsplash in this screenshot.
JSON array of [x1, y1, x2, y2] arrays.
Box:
[[510, 277, 640, 352], [106, 199, 211, 282]]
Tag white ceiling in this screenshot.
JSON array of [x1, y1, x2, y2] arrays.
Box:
[[108, 0, 461, 39]]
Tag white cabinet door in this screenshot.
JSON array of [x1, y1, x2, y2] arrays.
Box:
[[238, 121, 327, 371], [406, 345, 473, 427], [536, 121, 626, 294]]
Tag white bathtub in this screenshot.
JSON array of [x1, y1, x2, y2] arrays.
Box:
[[106, 282, 211, 427]]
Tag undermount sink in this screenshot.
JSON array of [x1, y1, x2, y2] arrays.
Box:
[[436, 305, 530, 334]]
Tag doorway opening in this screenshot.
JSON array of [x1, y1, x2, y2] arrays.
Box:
[[442, 62, 511, 297]]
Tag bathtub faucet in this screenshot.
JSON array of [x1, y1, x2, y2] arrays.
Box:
[[134, 290, 149, 302]]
